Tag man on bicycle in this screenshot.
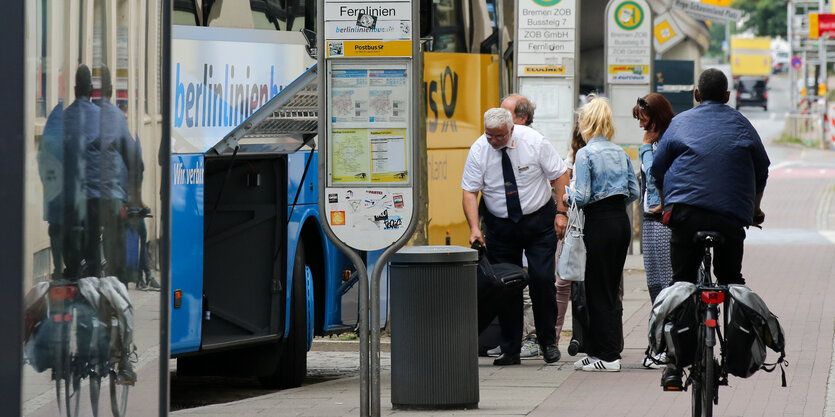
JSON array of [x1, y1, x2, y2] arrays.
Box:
[[650, 68, 770, 388]]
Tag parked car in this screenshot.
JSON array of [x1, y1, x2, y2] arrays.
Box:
[[735, 76, 768, 111]]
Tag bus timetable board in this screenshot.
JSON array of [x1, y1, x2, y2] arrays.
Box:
[[320, 0, 418, 252], [514, 0, 578, 157]]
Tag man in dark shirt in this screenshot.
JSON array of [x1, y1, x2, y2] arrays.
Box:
[[651, 67, 770, 387]]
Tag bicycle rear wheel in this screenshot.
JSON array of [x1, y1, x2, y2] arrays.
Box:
[[110, 371, 130, 417], [690, 337, 715, 417], [55, 313, 82, 417], [701, 348, 714, 417]]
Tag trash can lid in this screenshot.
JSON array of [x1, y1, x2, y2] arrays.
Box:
[[390, 245, 478, 264]]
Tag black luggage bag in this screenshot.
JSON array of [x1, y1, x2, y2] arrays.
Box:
[[568, 281, 590, 356], [472, 242, 528, 353]]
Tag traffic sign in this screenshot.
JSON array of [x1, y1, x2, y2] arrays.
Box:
[[791, 56, 802, 70], [809, 13, 835, 39], [671, 0, 743, 23], [653, 12, 685, 54]]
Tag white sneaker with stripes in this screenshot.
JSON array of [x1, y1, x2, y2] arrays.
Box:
[[573, 356, 599, 370], [581, 359, 621, 372]]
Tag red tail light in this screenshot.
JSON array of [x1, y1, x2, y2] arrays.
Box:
[[701, 291, 724, 304], [50, 286, 77, 299], [763, 91, 768, 99], [705, 319, 718, 328]]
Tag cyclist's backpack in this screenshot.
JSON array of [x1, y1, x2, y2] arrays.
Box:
[[724, 284, 787, 383], [648, 281, 699, 368]]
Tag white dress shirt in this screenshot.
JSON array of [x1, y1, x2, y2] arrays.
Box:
[[461, 125, 568, 219]]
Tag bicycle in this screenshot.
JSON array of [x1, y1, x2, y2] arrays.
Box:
[[45, 278, 131, 417], [687, 231, 729, 417]]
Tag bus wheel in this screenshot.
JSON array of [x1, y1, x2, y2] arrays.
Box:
[[259, 241, 308, 389]]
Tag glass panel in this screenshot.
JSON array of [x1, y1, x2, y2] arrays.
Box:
[[22, 0, 165, 415]]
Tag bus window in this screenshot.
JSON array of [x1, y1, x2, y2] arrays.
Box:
[[251, 0, 280, 30], [173, 0, 200, 25], [420, 0, 466, 53], [436, 0, 460, 27]]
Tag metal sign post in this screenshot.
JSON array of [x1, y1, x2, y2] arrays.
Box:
[[513, 0, 579, 155], [605, 0, 653, 147], [317, 0, 420, 415]]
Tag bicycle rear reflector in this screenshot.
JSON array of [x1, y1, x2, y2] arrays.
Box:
[[705, 319, 718, 328], [701, 291, 724, 304], [50, 286, 77, 299]]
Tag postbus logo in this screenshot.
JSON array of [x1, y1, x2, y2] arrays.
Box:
[[614, 1, 644, 30], [533, 0, 563, 6]]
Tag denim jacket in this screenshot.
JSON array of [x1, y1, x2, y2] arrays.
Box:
[[639, 143, 661, 211], [570, 136, 639, 208]]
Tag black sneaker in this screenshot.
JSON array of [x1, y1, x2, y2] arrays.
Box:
[[662, 366, 684, 391], [567, 339, 581, 356], [116, 362, 137, 386], [145, 277, 161, 291]]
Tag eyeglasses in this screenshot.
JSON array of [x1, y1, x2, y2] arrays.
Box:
[[485, 130, 511, 141], [637, 97, 648, 109]]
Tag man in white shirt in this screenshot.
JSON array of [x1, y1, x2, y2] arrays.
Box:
[[462, 107, 570, 365]]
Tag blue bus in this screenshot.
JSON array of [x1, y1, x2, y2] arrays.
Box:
[[168, 23, 381, 389]]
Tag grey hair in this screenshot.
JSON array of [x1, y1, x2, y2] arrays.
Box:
[[484, 108, 514, 131]]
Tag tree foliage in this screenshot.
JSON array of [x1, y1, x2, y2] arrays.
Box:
[[732, 0, 787, 38], [707, 22, 727, 58]]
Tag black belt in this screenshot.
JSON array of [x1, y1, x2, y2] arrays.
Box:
[[490, 198, 555, 222]]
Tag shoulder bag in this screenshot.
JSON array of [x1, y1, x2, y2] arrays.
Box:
[[557, 198, 586, 281]]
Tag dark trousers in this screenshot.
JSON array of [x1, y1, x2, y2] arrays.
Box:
[[583, 197, 630, 362], [84, 198, 126, 279], [127, 216, 153, 280], [667, 204, 746, 286], [484, 199, 558, 354]]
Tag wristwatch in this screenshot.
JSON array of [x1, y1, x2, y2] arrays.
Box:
[[556, 210, 568, 217]]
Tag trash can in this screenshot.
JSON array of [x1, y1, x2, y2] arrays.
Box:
[[389, 245, 479, 410]]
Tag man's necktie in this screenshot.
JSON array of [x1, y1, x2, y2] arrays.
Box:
[[501, 147, 523, 223]]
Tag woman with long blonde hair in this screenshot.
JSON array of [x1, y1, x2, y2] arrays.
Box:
[[567, 94, 639, 372]]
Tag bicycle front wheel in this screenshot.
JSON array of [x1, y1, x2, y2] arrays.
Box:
[[110, 371, 130, 417]]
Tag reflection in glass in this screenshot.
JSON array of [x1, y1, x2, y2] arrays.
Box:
[[23, 1, 163, 415]]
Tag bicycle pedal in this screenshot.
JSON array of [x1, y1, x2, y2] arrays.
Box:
[[662, 384, 685, 392]]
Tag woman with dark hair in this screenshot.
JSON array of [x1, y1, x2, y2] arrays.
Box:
[[633, 93, 675, 368]]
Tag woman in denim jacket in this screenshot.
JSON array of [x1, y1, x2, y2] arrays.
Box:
[[634, 94, 675, 304], [568, 94, 639, 372]]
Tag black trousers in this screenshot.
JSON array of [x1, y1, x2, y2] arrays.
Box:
[[484, 199, 558, 354], [84, 198, 126, 279], [583, 197, 630, 362], [667, 204, 746, 286]]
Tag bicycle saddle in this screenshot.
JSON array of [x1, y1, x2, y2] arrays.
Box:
[[693, 231, 724, 246]]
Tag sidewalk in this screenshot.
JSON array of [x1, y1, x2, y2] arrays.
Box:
[[173, 235, 835, 417], [168, 255, 648, 416]]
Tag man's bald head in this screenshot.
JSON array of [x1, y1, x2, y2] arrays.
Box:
[[501, 94, 535, 126]]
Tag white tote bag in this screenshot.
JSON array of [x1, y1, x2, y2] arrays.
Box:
[[557, 199, 586, 281]]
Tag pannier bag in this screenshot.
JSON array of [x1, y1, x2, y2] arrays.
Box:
[[648, 281, 699, 368], [23, 276, 135, 373], [724, 284, 787, 382]]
